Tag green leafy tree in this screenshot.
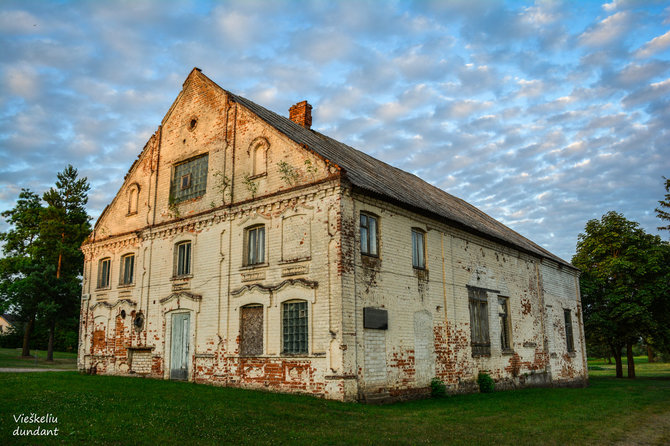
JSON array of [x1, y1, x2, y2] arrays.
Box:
[[573, 211, 670, 378], [657, 176, 670, 233], [0, 166, 91, 360], [38, 165, 91, 361], [0, 189, 45, 357]]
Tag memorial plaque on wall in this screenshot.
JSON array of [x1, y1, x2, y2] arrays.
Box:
[[364, 307, 388, 330]]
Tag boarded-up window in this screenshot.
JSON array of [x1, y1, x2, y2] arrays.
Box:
[[469, 288, 490, 356], [240, 305, 263, 356], [170, 154, 208, 203], [498, 296, 511, 351], [283, 301, 308, 355], [564, 309, 575, 352]]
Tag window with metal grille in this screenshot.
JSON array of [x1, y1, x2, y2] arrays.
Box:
[[360, 213, 378, 256], [246, 225, 265, 265], [498, 296, 511, 351], [564, 309, 575, 352], [175, 241, 191, 277], [98, 258, 111, 289], [120, 254, 134, 285], [282, 301, 308, 355], [469, 288, 490, 356], [412, 229, 425, 269], [170, 154, 208, 203]]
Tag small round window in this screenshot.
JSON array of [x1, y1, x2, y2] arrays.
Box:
[[188, 116, 198, 131]]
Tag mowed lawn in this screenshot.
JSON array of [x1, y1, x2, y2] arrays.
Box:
[[0, 348, 77, 370], [0, 357, 669, 445]]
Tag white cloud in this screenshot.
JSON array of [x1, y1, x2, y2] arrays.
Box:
[[0, 0, 668, 263], [634, 30, 670, 59], [578, 11, 633, 48], [0, 9, 42, 33], [622, 78, 670, 108], [4, 64, 41, 99]]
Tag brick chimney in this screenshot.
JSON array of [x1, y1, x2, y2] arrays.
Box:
[[289, 101, 312, 129]]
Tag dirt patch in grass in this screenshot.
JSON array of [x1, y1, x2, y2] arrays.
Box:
[[614, 410, 670, 446]]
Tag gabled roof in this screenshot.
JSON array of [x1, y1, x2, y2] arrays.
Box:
[[183, 70, 576, 269], [1, 314, 16, 325]]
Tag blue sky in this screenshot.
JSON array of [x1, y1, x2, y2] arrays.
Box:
[[1, 0, 669, 261]]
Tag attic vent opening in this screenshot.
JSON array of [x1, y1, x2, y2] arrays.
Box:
[[188, 117, 198, 131]]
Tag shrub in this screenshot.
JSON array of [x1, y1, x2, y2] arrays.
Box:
[[477, 372, 495, 393], [430, 377, 446, 397]]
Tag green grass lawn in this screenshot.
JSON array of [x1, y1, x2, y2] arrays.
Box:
[[0, 347, 77, 370], [1, 357, 668, 445]]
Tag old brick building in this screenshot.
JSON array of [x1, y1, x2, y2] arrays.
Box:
[[78, 68, 587, 401]]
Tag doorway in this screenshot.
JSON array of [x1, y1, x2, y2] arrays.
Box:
[[170, 313, 190, 380]]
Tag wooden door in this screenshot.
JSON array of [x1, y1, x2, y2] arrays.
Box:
[[170, 313, 190, 380]]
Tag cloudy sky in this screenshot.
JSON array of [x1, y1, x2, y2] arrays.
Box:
[[1, 0, 669, 262]]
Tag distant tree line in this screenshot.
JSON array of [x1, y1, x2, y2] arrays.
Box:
[[0, 165, 91, 360], [573, 177, 670, 377]]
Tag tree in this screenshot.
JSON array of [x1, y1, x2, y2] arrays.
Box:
[[38, 165, 91, 361], [572, 211, 670, 378], [657, 176, 670, 233], [0, 189, 45, 357], [0, 166, 91, 360]]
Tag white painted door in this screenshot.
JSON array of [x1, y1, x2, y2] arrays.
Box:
[[170, 313, 190, 380]]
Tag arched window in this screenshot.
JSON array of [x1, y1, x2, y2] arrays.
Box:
[[282, 300, 308, 355], [174, 241, 192, 277], [127, 184, 140, 215]]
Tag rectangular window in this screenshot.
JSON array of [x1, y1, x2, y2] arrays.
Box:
[[564, 309, 575, 352], [170, 154, 208, 203], [412, 229, 425, 269], [175, 241, 191, 277], [498, 297, 511, 351], [246, 226, 265, 265], [469, 288, 490, 356], [360, 213, 378, 256], [283, 301, 308, 354], [120, 254, 134, 285], [98, 258, 111, 289]]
